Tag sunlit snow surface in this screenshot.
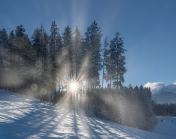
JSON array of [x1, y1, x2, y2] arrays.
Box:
[[0, 90, 175, 139]]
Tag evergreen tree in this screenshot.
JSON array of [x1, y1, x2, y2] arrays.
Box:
[[49, 21, 59, 101], [14, 25, 27, 60], [55, 33, 63, 93], [0, 28, 10, 88], [72, 26, 83, 79], [83, 26, 91, 90], [62, 26, 73, 82], [31, 28, 43, 60], [84, 20, 103, 89], [109, 32, 127, 89], [8, 30, 16, 66], [32, 24, 48, 64], [62, 26, 73, 106], [143, 87, 157, 131], [0, 28, 9, 51], [9, 30, 15, 49], [102, 37, 109, 88], [42, 30, 49, 74], [31, 24, 48, 98], [72, 26, 83, 108], [23, 34, 33, 62]]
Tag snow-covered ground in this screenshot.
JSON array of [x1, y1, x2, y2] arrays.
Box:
[[0, 90, 175, 139]]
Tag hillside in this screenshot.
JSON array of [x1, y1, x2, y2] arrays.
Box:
[[0, 90, 175, 139], [144, 82, 176, 104]]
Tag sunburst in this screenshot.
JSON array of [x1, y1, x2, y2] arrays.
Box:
[[70, 81, 78, 92]]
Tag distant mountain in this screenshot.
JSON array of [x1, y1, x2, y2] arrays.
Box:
[[144, 82, 176, 104]]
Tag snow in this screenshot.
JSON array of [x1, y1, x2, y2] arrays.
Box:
[[154, 116, 176, 137], [144, 82, 166, 94], [0, 90, 176, 139], [144, 82, 176, 95], [144, 82, 176, 103]]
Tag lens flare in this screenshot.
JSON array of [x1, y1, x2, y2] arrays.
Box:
[[31, 84, 38, 91], [70, 82, 78, 92], [41, 88, 47, 95]]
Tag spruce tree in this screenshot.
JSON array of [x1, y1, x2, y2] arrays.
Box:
[[62, 26, 73, 83], [84, 21, 103, 89], [72, 26, 83, 79], [62, 25, 73, 106], [102, 37, 109, 88], [109, 32, 127, 89], [0, 28, 9, 88], [9, 30, 15, 49], [14, 25, 27, 60], [49, 21, 59, 101], [0, 28, 9, 52], [32, 26, 47, 60], [55, 33, 62, 94], [31, 24, 48, 98], [72, 26, 83, 108]]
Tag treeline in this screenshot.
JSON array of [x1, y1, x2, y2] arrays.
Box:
[[0, 20, 126, 96], [153, 103, 176, 116], [0, 21, 157, 131], [83, 86, 157, 131]]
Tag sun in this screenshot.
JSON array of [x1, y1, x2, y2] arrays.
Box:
[[70, 82, 78, 92]]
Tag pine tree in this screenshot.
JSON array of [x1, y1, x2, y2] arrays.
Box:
[[0, 28, 9, 53], [84, 20, 103, 89], [109, 32, 127, 89], [62, 26, 73, 106], [143, 87, 157, 131], [14, 25, 27, 61], [0, 28, 10, 89], [83, 26, 91, 90], [72, 26, 83, 79], [72, 26, 83, 109], [32, 24, 48, 67], [8, 30, 16, 68], [42, 30, 49, 73], [62, 26, 73, 84], [23, 34, 33, 62], [9, 30, 15, 49], [31, 28, 43, 60], [31, 24, 48, 99], [102, 37, 109, 88], [49, 21, 59, 101], [84, 21, 103, 115], [55, 33, 62, 94]]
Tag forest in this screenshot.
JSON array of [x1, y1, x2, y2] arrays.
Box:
[[153, 103, 176, 116], [0, 20, 157, 131]]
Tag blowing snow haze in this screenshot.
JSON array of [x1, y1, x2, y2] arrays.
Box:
[[144, 82, 176, 104]]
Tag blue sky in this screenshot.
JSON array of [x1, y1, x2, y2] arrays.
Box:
[[0, 0, 176, 87]]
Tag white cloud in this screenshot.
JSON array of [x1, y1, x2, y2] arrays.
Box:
[[144, 82, 165, 91], [144, 82, 176, 94]]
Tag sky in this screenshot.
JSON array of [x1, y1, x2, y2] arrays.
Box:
[[0, 0, 176, 87]]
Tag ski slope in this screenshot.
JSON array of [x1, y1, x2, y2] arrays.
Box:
[[0, 90, 175, 139]]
